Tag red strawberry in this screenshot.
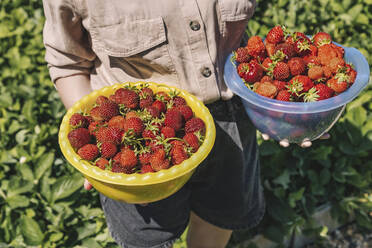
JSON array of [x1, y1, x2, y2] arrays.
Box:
[[246, 36, 266, 59], [96, 95, 109, 105], [273, 62, 290, 80], [314, 83, 334, 100], [262, 57, 273, 72], [161, 126, 175, 138], [254, 81, 278, 99], [308, 65, 324, 80], [260, 75, 273, 83], [164, 109, 184, 131], [145, 106, 160, 118], [328, 57, 345, 74], [69, 113, 89, 128], [172, 96, 187, 107], [294, 38, 311, 57], [138, 150, 152, 166], [108, 116, 126, 130], [124, 117, 144, 136], [141, 164, 154, 173], [88, 121, 102, 136], [120, 148, 137, 169], [288, 57, 305, 76], [111, 164, 134, 174], [77, 144, 99, 161], [276, 90, 291, 101], [150, 149, 170, 171], [175, 105, 193, 121], [96, 126, 123, 145], [156, 91, 171, 102], [113, 151, 122, 165], [323, 65, 333, 79], [233, 47, 251, 63], [327, 76, 348, 94], [313, 32, 332, 47], [114, 88, 139, 109], [90, 106, 104, 122], [139, 96, 154, 109], [237, 60, 263, 83], [139, 87, 154, 99], [98, 100, 119, 121], [170, 145, 189, 165], [125, 111, 139, 120], [68, 128, 91, 149], [152, 100, 166, 113], [183, 133, 199, 152], [266, 25, 284, 44], [265, 40, 276, 57], [303, 55, 320, 66], [289, 75, 314, 94], [95, 158, 109, 170], [185, 117, 205, 134], [274, 43, 296, 60], [272, 80, 287, 91], [317, 44, 340, 65], [309, 45, 318, 56], [100, 142, 117, 159], [346, 64, 357, 84], [149, 139, 164, 153]]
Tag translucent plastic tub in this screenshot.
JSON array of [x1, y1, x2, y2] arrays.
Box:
[[224, 44, 370, 143]]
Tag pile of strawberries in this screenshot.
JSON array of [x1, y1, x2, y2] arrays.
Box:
[[233, 26, 357, 102], [67, 84, 206, 174]]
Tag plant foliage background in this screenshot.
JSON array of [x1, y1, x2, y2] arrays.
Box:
[[0, 0, 371, 247]]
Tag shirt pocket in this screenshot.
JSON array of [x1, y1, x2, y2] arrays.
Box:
[[217, 0, 256, 36], [89, 17, 176, 74]]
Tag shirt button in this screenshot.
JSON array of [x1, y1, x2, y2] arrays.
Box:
[[189, 21, 201, 31], [201, 67, 212, 78]]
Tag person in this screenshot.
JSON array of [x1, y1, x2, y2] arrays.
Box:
[[42, 1, 328, 247]]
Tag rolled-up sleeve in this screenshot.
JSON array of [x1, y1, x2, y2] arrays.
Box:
[[42, 0, 96, 83]]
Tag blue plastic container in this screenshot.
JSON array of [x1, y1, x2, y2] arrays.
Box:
[[224, 44, 370, 143]]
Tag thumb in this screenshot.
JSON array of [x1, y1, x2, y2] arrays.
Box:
[[84, 178, 93, 190]]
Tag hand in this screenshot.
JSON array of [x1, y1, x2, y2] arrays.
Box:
[[84, 178, 93, 190], [261, 133, 331, 148]]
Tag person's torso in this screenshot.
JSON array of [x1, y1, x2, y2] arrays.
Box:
[[77, 0, 255, 103]]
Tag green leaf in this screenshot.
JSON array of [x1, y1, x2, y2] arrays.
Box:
[[76, 222, 97, 241], [273, 170, 291, 189], [7, 178, 33, 197], [347, 4, 363, 20], [35, 152, 54, 181], [263, 224, 286, 243], [20, 216, 44, 245], [319, 168, 331, 185], [289, 187, 305, 208], [7, 195, 30, 208], [51, 173, 84, 202]]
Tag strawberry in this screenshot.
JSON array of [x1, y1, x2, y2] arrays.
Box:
[[309, 44, 318, 56], [120, 148, 137, 169], [331, 43, 344, 58], [308, 65, 324, 80], [68, 128, 91, 149], [172, 96, 187, 107], [265, 40, 276, 57], [125, 111, 139, 120], [90, 106, 104, 122], [139, 87, 154, 99], [161, 126, 176, 138], [183, 133, 199, 152], [95, 158, 109, 170], [266, 25, 284, 44], [139, 96, 154, 109], [288, 57, 305, 76], [276, 89, 291, 101], [328, 57, 345, 74], [254, 81, 278, 99], [111, 163, 134, 174], [100, 142, 117, 159], [175, 105, 193, 121], [273, 62, 290, 80], [108, 115, 126, 130], [317, 44, 339, 65], [303, 55, 320, 66], [274, 43, 296, 60], [237, 60, 263, 83], [114, 88, 139, 109], [98, 100, 119, 121], [156, 91, 171, 102], [164, 109, 184, 131], [313, 32, 332, 47], [124, 117, 144, 136], [346, 64, 357, 84], [77, 144, 99, 161], [289, 75, 314, 94], [323, 65, 333, 79], [272, 80, 287, 91], [113, 151, 122, 165], [150, 149, 170, 171], [96, 126, 123, 145], [69, 113, 89, 128], [152, 100, 167, 113], [246, 36, 266, 59], [141, 164, 154, 173], [145, 106, 160, 118], [314, 83, 334, 100], [293, 38, 311, 57], [327, 74, 349, 93], [185, 117, 205, 134], [233, 47, 251, 63], [138, 147, 152, 165], [170, 145, 189, 165], [262, 58, 273, 72], [88, 121, 102, 136], [96, 95, 109, 105], [260, 75, 273, 83]]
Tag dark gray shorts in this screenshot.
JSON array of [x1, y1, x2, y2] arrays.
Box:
[[100, 96, 265, 248]]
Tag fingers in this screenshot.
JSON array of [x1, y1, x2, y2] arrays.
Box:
[[84, 179, 93, 190], [279, 139, 290, 148], [300, 139, 312, 148], [261, 133, 270, 141]]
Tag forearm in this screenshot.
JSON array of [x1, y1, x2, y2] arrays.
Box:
[[55, 74, 92, 109]]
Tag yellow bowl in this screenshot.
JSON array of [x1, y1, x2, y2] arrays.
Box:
[[58, 82, 216, 203]]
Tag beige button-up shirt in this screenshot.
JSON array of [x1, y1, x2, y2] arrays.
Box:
[[43, 0, 256, 104]]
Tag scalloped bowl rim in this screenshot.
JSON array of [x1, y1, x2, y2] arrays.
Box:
[[225, 42, 370, 114], [58, 82, 216, 186]]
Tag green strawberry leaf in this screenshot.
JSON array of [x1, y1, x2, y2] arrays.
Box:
[[20, 216, 44, 245]]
